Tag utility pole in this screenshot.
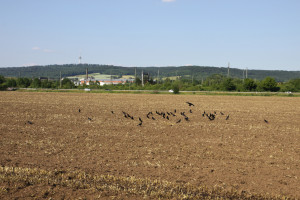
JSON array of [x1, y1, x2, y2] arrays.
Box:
[[134, 67, 137, 84], [141, 70, 144, 87], [157, 69, 160, 84], [60, 71, 62, 88], [227, 62, 230, 78], [246, 67, 248, 79], [86, 68, 88, 80], [110, 69, 112, 84]]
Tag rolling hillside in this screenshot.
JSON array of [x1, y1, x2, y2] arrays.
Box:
[[1, 64, 299, 82]]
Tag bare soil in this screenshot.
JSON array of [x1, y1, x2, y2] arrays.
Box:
[[0, 92, 299, 199]]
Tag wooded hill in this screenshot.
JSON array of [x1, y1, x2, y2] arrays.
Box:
[[0, 64, 299, 82]]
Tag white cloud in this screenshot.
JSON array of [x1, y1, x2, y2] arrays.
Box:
[[32, 46, 40, 50], [162, 0, 176, 2], [32, 47, 54, 53]]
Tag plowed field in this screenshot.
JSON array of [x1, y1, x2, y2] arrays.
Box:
[[0, 92, 299, 199]]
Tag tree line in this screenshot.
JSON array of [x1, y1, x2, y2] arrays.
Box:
[[0, 76, 75, 90], [1, 74, 299, 92], [96, 75, 300, 93]]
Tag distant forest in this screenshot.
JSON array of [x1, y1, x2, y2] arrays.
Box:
[[0, 64, 300, 82]]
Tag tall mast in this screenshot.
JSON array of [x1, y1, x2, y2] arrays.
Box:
[[141, 70, 144, 87], [227, 62, 230, 77]]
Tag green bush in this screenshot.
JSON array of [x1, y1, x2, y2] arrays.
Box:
[[172, 84, 180, 94]]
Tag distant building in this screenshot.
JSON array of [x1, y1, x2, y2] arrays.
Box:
[[39, 77, 48, 81], [77, 78, 134, 86]]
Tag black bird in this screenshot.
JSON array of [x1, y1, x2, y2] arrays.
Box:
[[174, 109, 176, 113], [226, 115, 229, 120], [220, 112, 224, 115], [26, 121, 33, 125], [88, 117, 92, 121], [166, 116, 169, 120], [111, 111, 114, 114], [184, 117, 189, 121], [189, 109, 192, 113], [186, 102, 195, 107], [152, 117, 156, 120], [176, 119, 181, 123], [146, 115, 150, 119], [209, 115, 215, 121], [139, 117, 143, 123], [138, 122, 142, 126], [264, 119, 269, 123], [78, 109, 81, 113], [202, 113, 205, 117]]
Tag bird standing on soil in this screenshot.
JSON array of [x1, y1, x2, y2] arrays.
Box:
[[264, 119, 269, 123], [226, 115, 229, 120], [26, 121, 33, 125]]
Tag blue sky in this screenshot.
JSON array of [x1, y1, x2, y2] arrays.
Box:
[[1, 0, 300, 71]]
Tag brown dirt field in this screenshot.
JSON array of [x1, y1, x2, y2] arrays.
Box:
[[0, 91, 299, 199]]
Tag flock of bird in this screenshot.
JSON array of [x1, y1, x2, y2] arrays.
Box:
[[25, 101, 269, 126], [109, 101, 232, 127]]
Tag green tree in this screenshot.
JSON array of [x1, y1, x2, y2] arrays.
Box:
[[41, 79, 52, 88], [222, 78, 236, 91], [280, 78, 300, 92], [6, 78, 17, 87], [0, 75, 5, 84], [243, 78, 257, 91], [135, 77, 142, 85], [30, 78, 41, 88], [61, 78, 75, 89], [16, 77, 31, 88], [203, 74, 225, 90], [289, 78, 300, 91], [172, 83, 180, 94], [258, 77, 279, 92], [0, 75, 7, 90]]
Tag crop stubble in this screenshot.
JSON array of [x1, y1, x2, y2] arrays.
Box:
[[0, 92, 299, 199]]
